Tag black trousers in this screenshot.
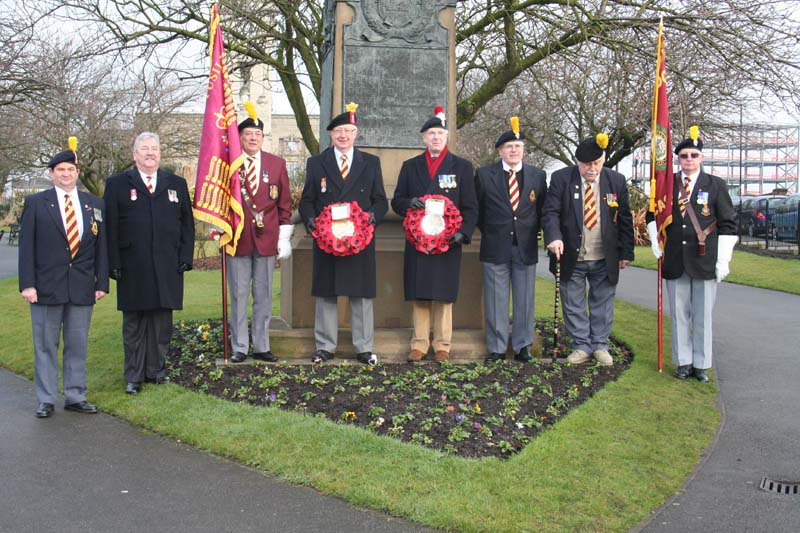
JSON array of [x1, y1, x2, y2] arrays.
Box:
[[122, 309, 172, 383]]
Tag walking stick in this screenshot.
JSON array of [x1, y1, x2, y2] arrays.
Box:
[[552, 257, 561, 363]]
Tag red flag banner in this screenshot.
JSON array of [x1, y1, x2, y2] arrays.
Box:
[[649, 21, 673, 249], [193, 2, 244, 254]]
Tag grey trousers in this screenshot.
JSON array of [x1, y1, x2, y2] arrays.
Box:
[[227, 254, 276, 354], [560, 260, 616, 353], [666, 273, 716, 369], [30, 303, 93, 405], [482, 246, 537, 354], [315, 297, 373, 354], [122, 309, 172, 383]]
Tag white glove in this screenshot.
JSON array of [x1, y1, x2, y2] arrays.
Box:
[[647, 221, 663, 259], [277, 224, 294, 261], [715, 235, 737, 283]]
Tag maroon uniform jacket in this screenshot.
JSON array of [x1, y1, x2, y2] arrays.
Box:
[[235, 151, 292, 257]]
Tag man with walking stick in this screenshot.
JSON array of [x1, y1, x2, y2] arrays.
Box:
[[542, 134, 634, 366]]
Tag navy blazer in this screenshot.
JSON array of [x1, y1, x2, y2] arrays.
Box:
[[18, 188, 109, 305], [542, 166, 634, 284], [475, 161, 547, 265]]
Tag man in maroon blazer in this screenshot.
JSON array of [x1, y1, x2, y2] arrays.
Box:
[[228, 106, 294, 363]]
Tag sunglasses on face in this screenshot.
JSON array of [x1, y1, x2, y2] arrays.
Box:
[[679, 152, 701, 160]]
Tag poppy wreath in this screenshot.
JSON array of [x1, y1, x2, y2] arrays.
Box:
[[311, 201, 374, 256], [402, 194, 462, 255]]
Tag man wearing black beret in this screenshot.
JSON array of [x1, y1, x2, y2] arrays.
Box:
[[474, 117, 547, 363], [542, 134, 634, 366], [299, 103, 388, 365], [391, 106, 478, 362], [646, 126, 736, 383], [19, 139, 109, 418]]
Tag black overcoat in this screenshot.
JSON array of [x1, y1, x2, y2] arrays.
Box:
[[475, 161, 547, 265], [391, 151, 478, 302], [646, 171, 736, 280], [298, 147, 388, 298], [103, 168, 195, 311], [18, 188, 109, 305], [542, 166, 634, 284]]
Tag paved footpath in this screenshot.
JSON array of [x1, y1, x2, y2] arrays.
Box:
[[611, 266, 800, 532]]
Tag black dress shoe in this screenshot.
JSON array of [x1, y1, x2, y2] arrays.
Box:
[[356, 352, 377, 365], [65, 401, 97, 414], [673, 365, 693, 380], [311, 350, 334, 364], [230, 352, 248, 363], [485, 352, 506, 363], [145, 376, 170, 384], [693, 368, 710, 383], [35, 403, 54, 418], [252, 351, 278, 362], [514, 347, 533, 362], [125, 382, 141, 395]]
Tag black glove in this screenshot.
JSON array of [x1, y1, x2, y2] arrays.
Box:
[[409, 197, 425, 209], [368, 212, 376, 225], [178, 262, 192, 273], [305, 218, 317, 233], [448, 232, 466, 245], [109, 269, 122, 281]]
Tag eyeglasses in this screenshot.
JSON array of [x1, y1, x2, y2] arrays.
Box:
[[678, 152, 701, 160]]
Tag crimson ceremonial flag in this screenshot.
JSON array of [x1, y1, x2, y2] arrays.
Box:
[[649, 20, 673, 250], [193, 2, 244, 254]]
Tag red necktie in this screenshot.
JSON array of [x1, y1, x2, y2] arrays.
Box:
[[508, 169, 519, 212], [64, 194, 80, 258], [680, 177, 691, 216], [583, 180, 598, 230], [340, 154, 349, 180]]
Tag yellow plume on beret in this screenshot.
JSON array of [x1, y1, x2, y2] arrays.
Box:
[[510, 116, 520, 138], [244, 101, 258, 121], [68, 136, 78, 152], [596, 132, 609, 150], [345, 102, 359, 113], [689, 125, 700, 145]]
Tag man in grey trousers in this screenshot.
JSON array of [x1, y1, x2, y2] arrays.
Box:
[[18, 140, 109, 418]]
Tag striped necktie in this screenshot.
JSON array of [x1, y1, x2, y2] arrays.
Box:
[[508, 169, 519, 212], [680, 177, 691, 217], [340, 154, 349, 180], [583, 180, 598, 230], [246, 156, 258, 192], [64, 194, 80, 258]]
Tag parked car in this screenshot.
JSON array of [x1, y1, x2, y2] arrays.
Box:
[[773, 194, 800, 242], [738, 195, 786, 237]]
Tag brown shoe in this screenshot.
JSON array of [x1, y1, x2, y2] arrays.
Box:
[[434, 350, 449, 362], [408, 349, 425, 362]]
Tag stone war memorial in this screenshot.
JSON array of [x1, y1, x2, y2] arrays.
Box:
[[274, 0, 487, 361]]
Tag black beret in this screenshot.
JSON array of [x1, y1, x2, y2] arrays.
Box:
[[674, 137, 703, 154], [326, 110, 357, 131], [495, 130, 526, 148], [575, 137, 605, 163], [48, 150, 78, 169], [237, 117, 264, 133]]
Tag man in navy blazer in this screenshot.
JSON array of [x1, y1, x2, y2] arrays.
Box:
[[475, 118, 547, 363], [542, 134, 634, 366], [19, 143, 109, 418]]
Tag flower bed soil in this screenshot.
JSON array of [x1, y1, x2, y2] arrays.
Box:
[[167, 319, 632, 459]]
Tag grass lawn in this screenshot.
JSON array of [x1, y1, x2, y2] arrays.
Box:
[[631, 245, 800, 295], [0, 272, 718, 532]]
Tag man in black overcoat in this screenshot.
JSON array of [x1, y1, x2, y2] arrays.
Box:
[[391, 107, 478, 362], [542, 134, 634, 366], [646, 127, 736, 382], [299, 104, 388, 365], [104, 132, 195, 394], [475, 118, 547, 363], [19, 142, 109, 418]]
